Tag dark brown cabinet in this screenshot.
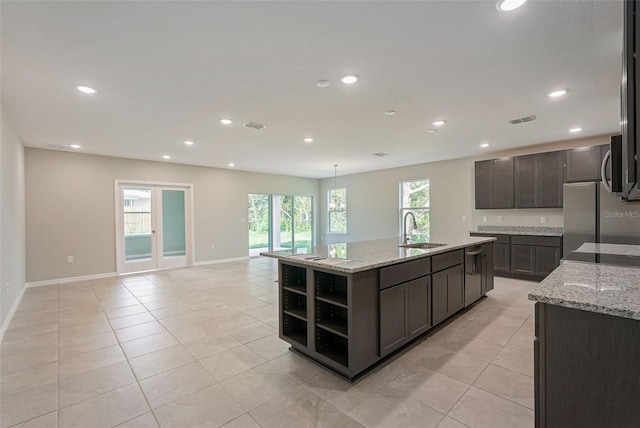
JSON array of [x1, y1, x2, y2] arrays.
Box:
[[432, 264, 464, 326], [481, 242, 494, 294], [535, 303, 640, 427], [474, 158, 515, 209], [470, 233, 561, 280], [515, 151, 565, 208], [380, 276, 431, 358], [510, 235, 562, 278], [565, 146, 603, 183]]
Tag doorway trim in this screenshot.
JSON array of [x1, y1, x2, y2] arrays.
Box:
[[114, 179, 195, 274]]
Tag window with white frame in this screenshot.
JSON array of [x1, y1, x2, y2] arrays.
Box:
[[328, 188, 347, 233], [400, 179, 430, 238]]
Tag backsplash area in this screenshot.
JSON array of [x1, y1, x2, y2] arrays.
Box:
[[476, 225, 563, 236]]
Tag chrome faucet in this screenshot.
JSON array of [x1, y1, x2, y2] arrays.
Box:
[[403, 211, 418, 244]]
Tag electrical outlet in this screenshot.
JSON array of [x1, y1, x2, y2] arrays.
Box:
[[211, 244, 215, 250], [482, 216, 488, 223], [541, 216, 547, 224], [462, 215, 467, 222], [67, 256, 74, 263], [5, 282, 9, 293], [497, 216, 503, 223]]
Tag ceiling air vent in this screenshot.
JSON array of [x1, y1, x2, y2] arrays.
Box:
[[508, 115, 537, 125], [373, 152, 389, 157], [243, 121, 267, 130]]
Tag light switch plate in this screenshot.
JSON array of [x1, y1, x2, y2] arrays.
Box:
[[482, 216, 488, 223], [497, 216, 503, 223], [541, 216, 547, 224]]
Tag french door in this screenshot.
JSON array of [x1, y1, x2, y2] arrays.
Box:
[[116, 181, 193, 274]]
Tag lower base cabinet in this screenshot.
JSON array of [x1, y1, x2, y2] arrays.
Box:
[[380, 276, 431, 357], [432, 264, 464, 326], [535, 303, 640, 427]]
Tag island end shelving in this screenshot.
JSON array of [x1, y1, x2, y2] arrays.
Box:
[[264, 236, 495, 380]]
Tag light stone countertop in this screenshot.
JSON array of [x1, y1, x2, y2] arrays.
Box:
[[529, 244, 640, 320], [472, 225, 563, 236], [260, 236, 495, 274], [576, 243, 640, 256]]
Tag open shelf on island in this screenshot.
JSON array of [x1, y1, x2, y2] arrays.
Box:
[[281, 264, 307, 293], [283, 313, 307, 347], [315, 271, 348, 306], [316, 328, 348, 367]]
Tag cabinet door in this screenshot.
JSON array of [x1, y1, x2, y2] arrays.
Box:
[[537, 151, 565, 207], [407, 277, 431, 339], [432, 265, 464, 325], [511, 244, 536, 275], [515, 154, 537, 208], [380, 285, 407, 357], [535, 246, 561, 277], [565, 146, 602, 182], [475, 160, 494, 209], [447, 264, 464, 315], [482, 243, 494, 294], [493, 158, 515, 208], [494, 242, 510, 272]]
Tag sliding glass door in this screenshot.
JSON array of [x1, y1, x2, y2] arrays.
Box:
[[248, 193, 313, 256]]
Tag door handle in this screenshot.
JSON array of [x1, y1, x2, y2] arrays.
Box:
[[601, 150, 612, 192]]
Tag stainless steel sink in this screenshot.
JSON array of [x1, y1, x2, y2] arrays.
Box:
[[399, 242, 446, 249]]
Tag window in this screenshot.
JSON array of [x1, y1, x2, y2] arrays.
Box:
[[400, 179, 430, 238], [328, 188, 347, 233]]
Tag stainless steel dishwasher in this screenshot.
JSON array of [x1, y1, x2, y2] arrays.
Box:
[[464, 246, 483, 307]]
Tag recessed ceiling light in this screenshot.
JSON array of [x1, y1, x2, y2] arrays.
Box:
[[183, 140, 194, 146], [384, 110, 396, 116], [304, 137, 314, 143], [427, 129, 438, 134], [228, 162, 235, 167], [162, 155, 171, 159], [340, 75, 359, 84], [569, 127, 583, 133], [76, 86, 96, 94], [69, 144, 81, 149], [497, 0, 527, 12], [548, 89, 568, 98], [316, 80, 330, 88], [220, 119, 233, 125], [432, 120, 446, 127], [480, 143, 490, 148]]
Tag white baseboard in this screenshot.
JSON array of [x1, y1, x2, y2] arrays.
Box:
[[26, 272, 117, 288], [193, 256, 249, 266], [1, 285, 26, 342]]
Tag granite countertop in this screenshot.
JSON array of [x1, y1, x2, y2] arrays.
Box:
[[260, 236, 495, 273], [472, 225, 563, 237], [529, 243, 640, 320]]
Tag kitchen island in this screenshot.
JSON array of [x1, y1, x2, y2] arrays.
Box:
[[261, 236, 495, 380], [528, 243, 640, 428]]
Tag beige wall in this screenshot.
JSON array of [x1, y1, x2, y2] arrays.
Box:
[[319, 134, 611, 245], [1, 106, 26, 334], [25, 149, 319, 282]]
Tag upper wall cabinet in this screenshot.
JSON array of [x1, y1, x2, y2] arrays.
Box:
[[515, 151, 565, 208], [565, 145, 605, 183], [474, 158, 514, 209]]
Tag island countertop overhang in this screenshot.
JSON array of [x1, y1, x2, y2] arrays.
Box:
[[260, 236, 496, 273]]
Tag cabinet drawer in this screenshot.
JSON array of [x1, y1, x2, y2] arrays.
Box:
[[432, 250, 464, 272], [511, 235, 561, 247], [379, 257, 431, 290], [470, 232, 509, 244]]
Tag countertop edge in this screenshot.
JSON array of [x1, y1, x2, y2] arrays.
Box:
[[528, 293, 640, 321], [261, 237, 496, 273]]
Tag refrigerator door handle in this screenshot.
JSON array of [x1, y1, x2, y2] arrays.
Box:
[[601, 150, 612, 193]]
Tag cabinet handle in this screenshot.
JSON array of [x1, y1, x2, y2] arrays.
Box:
[[466, 250, 482, 256], [601, 149, 612, 192]]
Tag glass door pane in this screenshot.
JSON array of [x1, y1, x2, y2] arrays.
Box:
[[124, 188, 153, 262], [293, 196, 313, 253], [161, 189, 186, 258], [248, 193, 271, 257], [278, 195, 293, 250]]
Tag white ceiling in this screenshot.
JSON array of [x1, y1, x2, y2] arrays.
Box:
[[1, 1, 623, 179]]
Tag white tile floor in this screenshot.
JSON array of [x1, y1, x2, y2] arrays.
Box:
[[0, 257, 536, 428]]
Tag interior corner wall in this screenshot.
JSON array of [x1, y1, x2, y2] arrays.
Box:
[[1, 106, 27, 335], [24, 149, 319, 283], [318, 134, 611, 245]]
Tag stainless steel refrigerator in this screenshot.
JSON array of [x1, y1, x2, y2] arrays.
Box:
[[563, 182, 640, 257]]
